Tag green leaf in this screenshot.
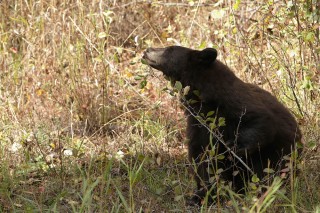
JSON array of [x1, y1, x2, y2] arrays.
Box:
[[263, 168, 275, 174], [206, 111, 215, 117], [217, 154, 225, 160], [291, 150, 299, 160], [137, 154, 145, 161], [218, 117, 226, 127], [193, 90, 200, 97], [251, 174, 260, 183], [141, 58, 148, 65], [199, 41, 207, 49], [206, 117, 216, 123], [156, 188, 163, 195], [307, 141, 317, 150], [174, 81, 182, 91], [233, 0, 241, 10], [140, 79, 147, 89], [209, 122, 216, 130], [304, 32, 315, 42], [195, 116, 204, 122], [188, 99, 198, 104], [174, 195, 184, 202], [134, 76, 142, 80], [249, 182, 257, 190], [209, 149, 216, 157], [217, 168, 224, 174], [171, 180, 180, 186], [174, 185, 182, 195], [301, 77, 313, 91]]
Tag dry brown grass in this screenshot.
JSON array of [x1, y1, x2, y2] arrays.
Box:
[[0, 0, 319, 212]]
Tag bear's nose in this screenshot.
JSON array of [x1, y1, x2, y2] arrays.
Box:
[[143, 49, 150, 58], [146, 48, 155, 53], [143, 48, 157, 59]]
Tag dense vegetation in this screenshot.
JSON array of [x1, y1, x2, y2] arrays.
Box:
[[0, 0, 319, 212]]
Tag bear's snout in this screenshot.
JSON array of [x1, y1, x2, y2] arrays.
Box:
[[143, 48, 165, 68], [144, 48, 165, 58]]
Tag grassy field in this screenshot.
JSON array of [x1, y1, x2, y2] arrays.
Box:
[[0, 0, 319, 212]]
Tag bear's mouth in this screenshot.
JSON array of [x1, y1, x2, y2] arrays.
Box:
[[142, 52, 156, 65], [142, 51, 180, 88], [142, 51, 163, 71]]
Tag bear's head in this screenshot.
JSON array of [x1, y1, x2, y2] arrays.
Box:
[[143, 46, 218, 81]]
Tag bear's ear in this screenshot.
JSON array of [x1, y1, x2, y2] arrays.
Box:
[[196, 48, 218, 65]]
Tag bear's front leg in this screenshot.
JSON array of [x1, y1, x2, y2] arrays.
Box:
[[186, 117, 215, 205], [187, 144, 212, 205]]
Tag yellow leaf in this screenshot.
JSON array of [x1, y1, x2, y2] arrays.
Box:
[[161, 32, 168, 39], [145, 81, 153, 90], [125, 71, 133, 78], [232, 27, 238, 34], [36, 89, 45, 96], [50, 143, 55, 149]]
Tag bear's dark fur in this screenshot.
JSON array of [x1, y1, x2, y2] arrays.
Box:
[[143, 46, 302, 205]]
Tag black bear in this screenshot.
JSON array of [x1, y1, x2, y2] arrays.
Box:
[[142, 46, 302, 205]]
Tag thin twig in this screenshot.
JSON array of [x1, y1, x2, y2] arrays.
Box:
[[180, 98, 255, 175], [110, 1, 217, 10]]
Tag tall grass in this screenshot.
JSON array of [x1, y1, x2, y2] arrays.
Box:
[[0, 0, 319, 212]]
